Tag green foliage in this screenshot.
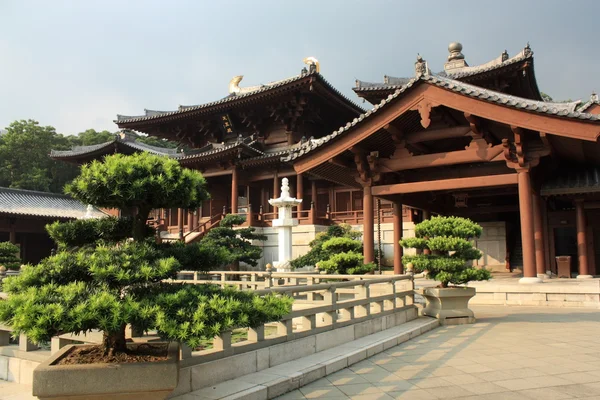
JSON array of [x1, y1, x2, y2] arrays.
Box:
[[0, 154, 291, 355], [291, 224, 361, 269], [0, 241, 292, 350], [46, 217, 154, 248], [145, 284, 293, 349], [318, 252, 374, 275], [66, 153, 209, 240], [401, 216, 490, 287], [202, 214, 267, 267], [321, 237, 362, 255], [0, 242, 21, 270]]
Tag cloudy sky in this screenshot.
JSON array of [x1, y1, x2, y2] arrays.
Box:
[[2, 0, 599, 135]]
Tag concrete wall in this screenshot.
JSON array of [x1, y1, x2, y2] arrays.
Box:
[[474, 221, 507, 271]]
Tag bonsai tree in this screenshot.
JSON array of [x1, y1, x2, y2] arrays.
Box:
[[0, 153, 293, 357], [202, 214, 267, 270], [401, 216, 491, 287], [291, 224, 360, 269], [0, 242, 21, 271], [65, 152, 208, 241]]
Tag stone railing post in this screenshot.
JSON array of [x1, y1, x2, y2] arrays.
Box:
[[277, 319, 293, 339], [354, 283, 370, 318], [19, 332, 38, 351], [0, 329, 10, 346], [248, 325, 265, 342], [322, 286, 337, 327], [213, 331, 232, 351]]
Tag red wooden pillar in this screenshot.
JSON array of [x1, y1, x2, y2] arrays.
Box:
[[311, 181, 318, 213], [231, 166, 238, 214], [296, 173, 304, 210], [422, 210, 431, 255], [273, 171, 279, 204], [393, 201, 403, 274], [575, 199, 592, 278], [517, 169, 540, 282], [187, 210, 193, 232], [363, 186, 374, 264], [177, 208, 184, 240], [532, 192, 547, 277]]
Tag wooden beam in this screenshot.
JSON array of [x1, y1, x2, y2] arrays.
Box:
[[380, 144, 504, 172], [404, 126, 471, 144], [372, 173, 518, 196]]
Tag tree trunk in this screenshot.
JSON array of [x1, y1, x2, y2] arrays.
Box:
[[133, 207, 151, 242], [103, 324, 127, 356]]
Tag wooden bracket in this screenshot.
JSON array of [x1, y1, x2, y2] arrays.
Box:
[[411, 99, 439, 129]]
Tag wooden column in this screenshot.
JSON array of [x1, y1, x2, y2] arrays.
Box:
[[9, 229, 16, 244], [575, 199, 592, 278], [296, 173, 304, 210], [517, 169, 539, 281], [393, 202, 403, 274], [273, 171, 279, 199], [187, 210, 193, 232], [532, 192, 547, 277], [231, 167, 238, 214], [178, 208, 184, 240], [363, 186, 375, 264], [422, 210, 431, 255], [311, 181, 318, 212]]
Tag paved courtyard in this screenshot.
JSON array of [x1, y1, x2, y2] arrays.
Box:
[[277, 306, 600, 400]]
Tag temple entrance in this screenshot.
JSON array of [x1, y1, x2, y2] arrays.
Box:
[[554, 227, 577, 277]]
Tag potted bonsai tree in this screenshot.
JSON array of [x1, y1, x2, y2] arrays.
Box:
[[0, 153, 293, 400], [401, 216, 491, 324]]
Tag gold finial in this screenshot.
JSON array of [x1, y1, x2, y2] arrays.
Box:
[[229, 75, 244, 95], [303, 57, 320, 73]]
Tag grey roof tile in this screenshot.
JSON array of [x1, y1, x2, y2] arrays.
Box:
[[0, 187, 107, 219], [283, 74, 599, 163], [116, 71, 364, 125], [50, 136, 181, 159]]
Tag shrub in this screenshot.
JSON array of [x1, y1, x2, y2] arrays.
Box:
[[401, 216, 491, 287], [291, 224, 361, 269], [321, 237, 362, 255], [46, 217, 154, 249], [0, 242, 21, 271], [318, 252, 374, 275]]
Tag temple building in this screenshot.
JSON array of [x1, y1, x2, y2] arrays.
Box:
[[52, 44, 600, 281]]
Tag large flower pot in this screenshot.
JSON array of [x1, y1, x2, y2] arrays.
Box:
[[33, 342, 179, 400], [418, 287, 476, 325]]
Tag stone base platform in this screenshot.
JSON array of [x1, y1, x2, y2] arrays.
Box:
[[466, 277, 600, 308]]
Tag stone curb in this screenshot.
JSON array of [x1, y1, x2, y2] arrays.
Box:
[[173, 317, 439, 400]]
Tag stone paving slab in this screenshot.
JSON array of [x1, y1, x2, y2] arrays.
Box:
[[276, 305, 600, 399]]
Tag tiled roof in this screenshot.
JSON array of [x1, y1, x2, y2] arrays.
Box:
[[178, 137, 263, 162], [579, 93, 600, 113], [50, 135, 181, 159], [354, 46, 533, 92], [283, 74, 599, 163], [541, 167, 600, 196], [115, 71, 364, 125], [0, 187, 107, 219]]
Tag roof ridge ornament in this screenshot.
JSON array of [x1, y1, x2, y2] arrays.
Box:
[[523, 42, 533, 58], [229, 75, 244, 95], [501, 50, 509, 62], [592, 92, 599, 103], [303, 57, 320, 73], [444, 42, 468, 71], [414, 54, 429, 78]]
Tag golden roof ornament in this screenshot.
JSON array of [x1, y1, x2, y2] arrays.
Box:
[[303, 57, 320, 73]]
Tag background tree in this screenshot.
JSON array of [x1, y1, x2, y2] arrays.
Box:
[[66, 152, 209, 241], [401, 216, 491, 288], [202, 214, 267, 270]]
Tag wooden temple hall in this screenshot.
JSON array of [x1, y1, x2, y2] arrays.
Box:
[[52, 43, 600, 281]]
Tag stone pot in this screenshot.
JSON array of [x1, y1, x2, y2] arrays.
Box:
[[33, 342, 179, 400], [418, 287, 476, 325]]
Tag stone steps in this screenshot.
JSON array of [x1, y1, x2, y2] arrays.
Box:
[[170, 317, 439, 400]]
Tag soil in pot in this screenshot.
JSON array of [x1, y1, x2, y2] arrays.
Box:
[[57, 343, 168, 365]]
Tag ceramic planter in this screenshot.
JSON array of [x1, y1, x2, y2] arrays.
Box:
[[418, 287, 476, 325], [33, 342, 179, 400]]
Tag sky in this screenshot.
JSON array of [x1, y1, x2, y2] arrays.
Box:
[[2, 0, 599, 135]]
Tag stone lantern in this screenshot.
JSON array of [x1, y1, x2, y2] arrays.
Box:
[[268, 178, 302, 272]]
